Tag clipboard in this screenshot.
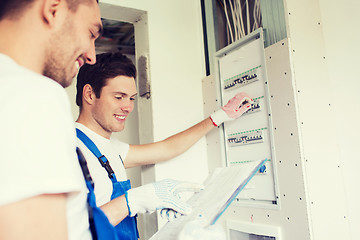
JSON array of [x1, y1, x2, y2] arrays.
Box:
[[150, 158, 267, 239]]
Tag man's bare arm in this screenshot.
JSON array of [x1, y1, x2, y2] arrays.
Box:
[[125, 117, 215, 168], [0, 194, 68, 240], [100, 195, 129, 226]]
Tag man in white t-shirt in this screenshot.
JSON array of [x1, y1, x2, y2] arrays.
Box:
[[0, 0, 103, 239], [0, 2, 205, 239], [75, 52, 252, 238]]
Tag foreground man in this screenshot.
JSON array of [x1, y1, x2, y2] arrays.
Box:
[[75, 52, 253, 239], [0, 0, 102, 239], [0, 1, 198, 240]]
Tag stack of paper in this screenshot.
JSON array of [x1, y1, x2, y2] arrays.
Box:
[[150, 159, 267, 240]]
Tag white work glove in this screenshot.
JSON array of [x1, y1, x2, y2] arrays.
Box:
[[125, 179, 204, 217], [210, 92, 253, 127], [160, 208, 182, 221]]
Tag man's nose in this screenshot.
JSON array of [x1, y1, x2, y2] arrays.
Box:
[[121, 99, 134, 112], [84, 42, 96, 65]]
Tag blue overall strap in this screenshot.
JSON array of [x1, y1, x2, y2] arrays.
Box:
[[76, 128, 117, 182], [112, 180, 139, 240], [76, 128, 139, 240], [76, 148, 119, 240]]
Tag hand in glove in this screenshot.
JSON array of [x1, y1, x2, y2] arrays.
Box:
[[160, 208, 182, 221], [210, 92, 253, 127], [125, 179, 204, 217]]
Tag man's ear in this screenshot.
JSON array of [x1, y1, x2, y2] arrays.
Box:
[[83, 84, 96, 105], [41, 0, 63, 26]]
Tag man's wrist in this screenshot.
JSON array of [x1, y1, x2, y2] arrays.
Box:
[[209, 116, 218, 127], [209, 108, 229, 126], [125, 191, 135, 217]]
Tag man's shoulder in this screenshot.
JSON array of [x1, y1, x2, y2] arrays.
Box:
[[110, 136, 128, 147], [0, 53, 64, 94]]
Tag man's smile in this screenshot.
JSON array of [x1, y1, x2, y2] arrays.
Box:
[[114, 114, 126, 120]]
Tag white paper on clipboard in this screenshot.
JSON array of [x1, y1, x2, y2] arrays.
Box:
[[150, 158, 267, 240]]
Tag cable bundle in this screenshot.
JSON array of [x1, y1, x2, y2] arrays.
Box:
[[219, 0, 262, 44]]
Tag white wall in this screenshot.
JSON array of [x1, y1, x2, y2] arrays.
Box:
[[281, 0, 360, 239], [318, 0, 360, 239]]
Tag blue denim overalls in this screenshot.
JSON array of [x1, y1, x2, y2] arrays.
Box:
[[76, 128, 139, 240]]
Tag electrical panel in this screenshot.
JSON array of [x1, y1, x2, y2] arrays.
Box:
[[215, 29, 278, 205], [227, 220, 282, 240]]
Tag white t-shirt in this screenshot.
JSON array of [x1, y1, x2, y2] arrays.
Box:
[[75, 123, 130, 206], [0, 54, 91, 240]]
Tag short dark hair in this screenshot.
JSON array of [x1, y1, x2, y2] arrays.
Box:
[[66, 0, 99, 12], [0, 0, 34, 20], [76, 52, 137, 108], [0, 0, 98, 20]]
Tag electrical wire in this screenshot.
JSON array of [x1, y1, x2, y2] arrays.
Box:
[[231, 2, 240, 41], [228, 0, 239, 41], [235, 0, 243, 40], [252, 0, 260, 31], [235, 0, 244, 39], [245, 0, 250, 35], [237, 0, 245, 39], [223, 0, 234, 43], [221, 0, 262, 44]]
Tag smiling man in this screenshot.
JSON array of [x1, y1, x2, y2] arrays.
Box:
[[75, 52, 252, 239], [0, 0, 102, 239]]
